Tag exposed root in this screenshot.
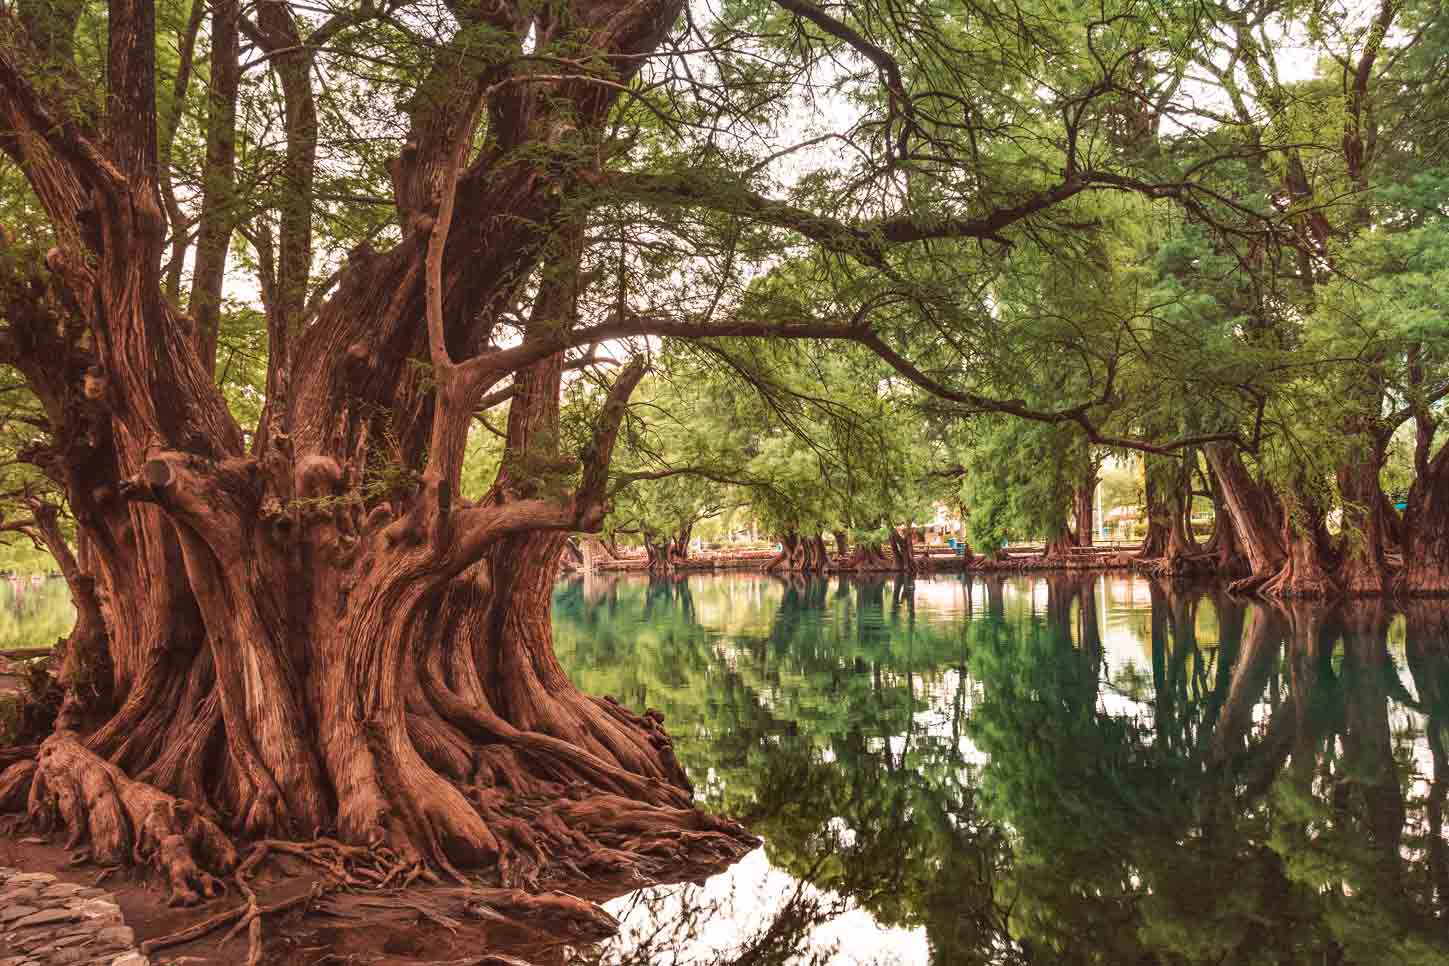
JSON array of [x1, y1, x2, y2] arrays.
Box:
[[28, 731, 237, 904], [0, 759, 36, 811], [1228, 573, 1270, 596], [139, 881, 321, 957]]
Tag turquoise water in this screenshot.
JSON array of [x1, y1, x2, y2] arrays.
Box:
[[553, 572, 1449, 966]]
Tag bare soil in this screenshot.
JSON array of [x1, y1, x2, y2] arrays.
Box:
[[0, 836, 598, 965]]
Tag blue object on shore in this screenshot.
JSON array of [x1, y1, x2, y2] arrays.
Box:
[[1395, 501, 1408, 511]]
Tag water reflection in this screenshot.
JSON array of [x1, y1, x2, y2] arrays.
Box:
[[553, 573, 1449, 966]]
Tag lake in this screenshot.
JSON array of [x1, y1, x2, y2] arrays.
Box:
[[553, 572, 1449, 966], [6, 571, 1447, 964]]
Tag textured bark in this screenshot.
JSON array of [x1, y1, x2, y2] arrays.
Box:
[[1335, 439, 1394, 594], [1042, 523, 1075, 561], [644, 534, 675, 575], [32, 505, 111, 730], [888, 525, 919, 576], [764, 531, 829, 574], [1401, 440, 1449, 595], [187, 0, 240, 373], [1072, 479, 1095, 547], [1137, 473, 1171, 560], [1202, 465, 1250, 578], [0, 0, 757, 912], [838, 539, 892, 571], [1260, 482, 1340, 599], [1205, 443, 1287, 591]]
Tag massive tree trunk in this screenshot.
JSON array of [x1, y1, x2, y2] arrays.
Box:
[[1260, 480, 1340, 599], [1136, 457, 1201, 577], [888, 525, 919, 576], [1335, 437, 1395, 594], [765, 531, 829, 574], [1201, 464, 1250, 578], [644, 534, 675, 575], [1401, 437, 1449, 596], [1204, 443, 1288, 592], [0, 0, 756, 910], [838, 537, 892, 572], [1042, 522, 1075, 562], [669, 523, 693, 565]]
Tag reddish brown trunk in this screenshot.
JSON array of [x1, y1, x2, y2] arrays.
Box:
[[1043, 526, 1075, 561], [889, 526, 919, 576], [839, 540, 891, 571], [764, 531, 829, 574], [1336, 441, 1394, 594], [1261, 482, 1340, 598], [645, 534, 675, 574], [833, 530, 849, 557], [1205, 443, 1287, 591], [1401, 444, 1449, 595], [1073, 480, 1095, 547], [1137, 473, 1171, 560], [1202, 465, 1250, 577]]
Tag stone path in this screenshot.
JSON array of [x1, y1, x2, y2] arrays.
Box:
[[0, 868, 147, 966]]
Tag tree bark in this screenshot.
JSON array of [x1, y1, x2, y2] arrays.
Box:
[[1260, 480, 1340, 598], [1202, 463, 1250, 577], [1137, 472, 1171, 560], [1401, 439, 1449, 595], [1336, 437, 1395, 594], [187, 0, 240, 373], [888, 526, 918, 576], [1072, 479, 1095, 547], [1204, 443, 1287, 592], [764, 531, 830, 574]]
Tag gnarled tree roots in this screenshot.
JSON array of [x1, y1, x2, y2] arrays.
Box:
[[1, 709, 759, 925]]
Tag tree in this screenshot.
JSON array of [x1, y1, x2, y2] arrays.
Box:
[[3, 0, 1250, 907]]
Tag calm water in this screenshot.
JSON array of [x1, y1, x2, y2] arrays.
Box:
[[552, 572, 1449, 966], [4, 573, 1447, 963]]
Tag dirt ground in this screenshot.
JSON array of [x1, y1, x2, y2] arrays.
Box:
[[0, 836, 591, 965]]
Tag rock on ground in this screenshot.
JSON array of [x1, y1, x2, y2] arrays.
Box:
[[0, 867, 147, 966]]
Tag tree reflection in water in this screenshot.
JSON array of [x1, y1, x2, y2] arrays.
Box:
[[554, 573, 1448, 965]]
